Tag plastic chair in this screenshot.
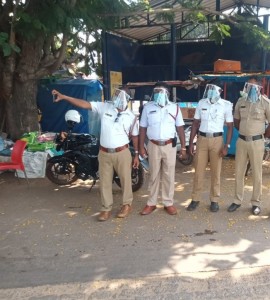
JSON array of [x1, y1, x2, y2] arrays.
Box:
[[0, 140, 29, 184]]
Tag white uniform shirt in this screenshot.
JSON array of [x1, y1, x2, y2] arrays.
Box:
[[140, 101, 184, 140], [194, 98, 233, 133], [91, 102, 139, 148]]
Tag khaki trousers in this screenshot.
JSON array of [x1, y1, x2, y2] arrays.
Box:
[[98, 148, 133, 211], [235, 138, 264, 206], [192, 135, 223, 202], [147, 141, 177, 207]]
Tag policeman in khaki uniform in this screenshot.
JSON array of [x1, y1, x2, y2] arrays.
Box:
[[139, 82, 187, 216], [187, 84, 233, 212], [52, 87, 139, 221], [228, 78, 270, 215]]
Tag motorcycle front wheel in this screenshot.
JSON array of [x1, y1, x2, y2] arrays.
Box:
[[177, 147, 194, 166], [178, 153, 193, 165], [46, 160, 78, 185], [114, 164, 144, 192]]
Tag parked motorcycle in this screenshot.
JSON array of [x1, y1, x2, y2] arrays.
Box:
[[46, 110, 144, 192]]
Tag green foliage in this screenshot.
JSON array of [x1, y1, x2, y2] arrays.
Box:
[[185, 11, 207, 24], [236, 22, 270, 51], [209, 23, 231, 45], [0, 0, 269, 74], [0, 32, 20, 56], [0, 0, 133, 75]]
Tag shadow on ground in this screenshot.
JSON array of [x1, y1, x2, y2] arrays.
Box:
[[0, 157, 270, 299]]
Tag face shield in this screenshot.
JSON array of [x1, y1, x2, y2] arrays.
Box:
[[151, 87, 170, 107], [112, 89, 131, 110], [242, 82, 262, 103], [202, 84, 222, 104]]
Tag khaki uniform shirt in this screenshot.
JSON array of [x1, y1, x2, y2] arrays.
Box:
[[234, 95, 270, 136]]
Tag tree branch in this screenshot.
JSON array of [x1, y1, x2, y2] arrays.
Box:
[[33, 34, 69, 79]]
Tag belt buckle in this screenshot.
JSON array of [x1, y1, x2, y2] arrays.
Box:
[[159, 141, 166, 146], [206, 132, 213, 138], [107, 148, 116, 153], [246, 136, 253, 142]]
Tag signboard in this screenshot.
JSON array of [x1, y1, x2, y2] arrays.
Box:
[[110, 71, 122, 97]]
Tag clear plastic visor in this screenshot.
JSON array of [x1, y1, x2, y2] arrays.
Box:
[[243, 82, 262, 97], [112, 89, 131, 102], [112, 89, 130, 110], [202, 84, 222, 100], [153, 87, 169, 95], [241, 82, 262, 103], [151, 87, 169, 101]]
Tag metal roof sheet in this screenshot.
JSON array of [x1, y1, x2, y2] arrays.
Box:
[[112, 0, 270, 43]]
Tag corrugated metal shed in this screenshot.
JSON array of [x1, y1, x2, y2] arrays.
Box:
[[112, 0, 270, 43]]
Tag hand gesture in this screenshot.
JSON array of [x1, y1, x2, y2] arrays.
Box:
[[52, 89, 64, 102]]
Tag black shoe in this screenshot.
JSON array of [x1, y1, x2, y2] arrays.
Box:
[[227, 203, 241, 212], [210, 202, 219, 212], [187, 200, 199, 211], [252, 206, 261, 215]]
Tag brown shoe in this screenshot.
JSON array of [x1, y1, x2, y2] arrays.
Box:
[[164, 205, 177, 215], [117, 204, 132, 218], [98, 211, 111, 221], [141, 205, 156, 215]]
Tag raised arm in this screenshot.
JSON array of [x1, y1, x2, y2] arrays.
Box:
[[52, 89, 92, 110]]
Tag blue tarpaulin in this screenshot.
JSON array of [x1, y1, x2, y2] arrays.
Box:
[[37, 79, 103, 135]]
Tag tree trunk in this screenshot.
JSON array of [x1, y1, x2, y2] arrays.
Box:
[[5, 36, 44, 140], [6, 79, 39, 140]]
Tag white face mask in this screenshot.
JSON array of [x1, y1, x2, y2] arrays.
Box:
[[151, 87, 169, 107]]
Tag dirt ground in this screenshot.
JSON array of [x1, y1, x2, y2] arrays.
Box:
[[1, 157, 270, 299]]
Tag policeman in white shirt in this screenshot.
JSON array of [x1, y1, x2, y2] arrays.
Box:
[[187, 84, 233, 212], [52, 87, 139, 221], [139, 81, 187, 216]]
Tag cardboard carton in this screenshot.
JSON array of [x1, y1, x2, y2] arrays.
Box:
[[180, 107, 196, 119], [214, 59, 241, 73]]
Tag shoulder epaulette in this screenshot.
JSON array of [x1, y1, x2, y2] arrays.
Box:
[[261, 94, 270, 103], [144, 101, 153, 106]]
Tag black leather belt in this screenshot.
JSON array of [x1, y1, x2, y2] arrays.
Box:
[[150, 139, 172, 146], [239, 134, 263, 142], [199, 131, 223, 138]]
